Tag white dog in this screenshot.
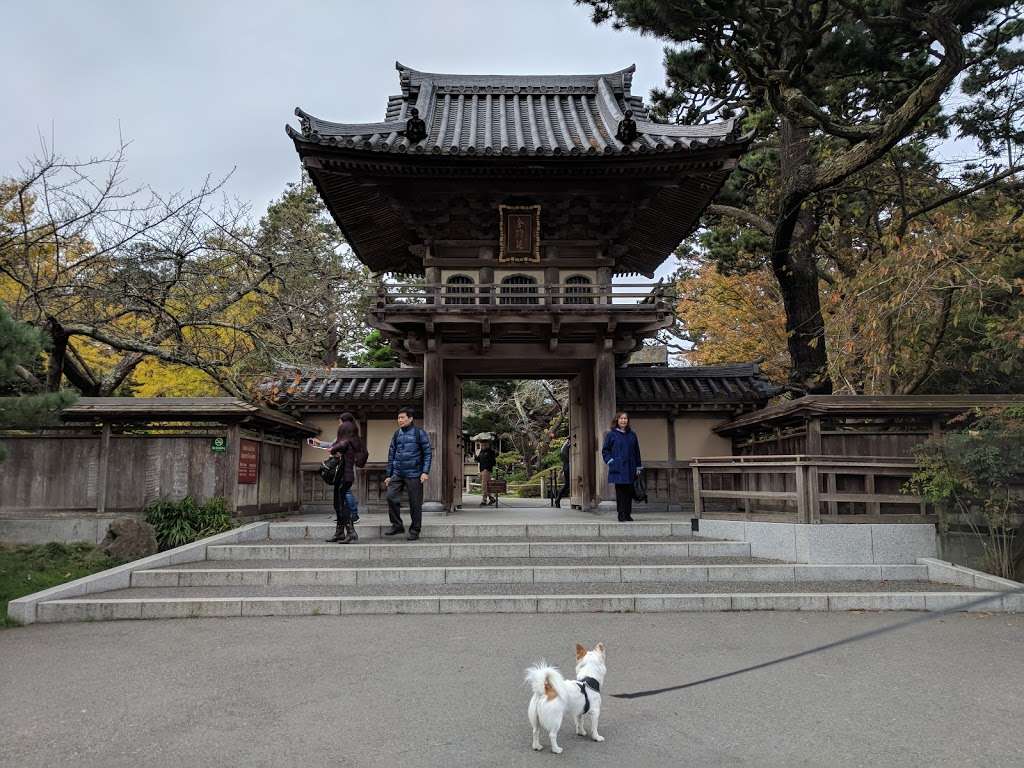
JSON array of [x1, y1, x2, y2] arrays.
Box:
[[525, 643, 607, 754]]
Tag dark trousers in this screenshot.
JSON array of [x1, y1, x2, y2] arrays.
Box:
[[333, 480, 353, 525], [387, 475, 423, 533], [614, 483, 634, 521], [555, 465, 571, 502]]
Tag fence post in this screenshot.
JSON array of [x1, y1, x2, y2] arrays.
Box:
[[794, 461, 808, 523], [95, 422, 111, 516], [691, 462, 704, 518]]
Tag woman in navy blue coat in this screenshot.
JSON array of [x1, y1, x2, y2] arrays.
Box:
[[601, 411, 643, 522]]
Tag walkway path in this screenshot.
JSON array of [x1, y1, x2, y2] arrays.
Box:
[[2, 612, 1021, 767]]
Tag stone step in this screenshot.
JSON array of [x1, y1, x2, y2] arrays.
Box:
[[35, 586, 1016, 623], [270, 521, 694, 540], [131, 563, 929, 588], [205, 540, 750, 561]]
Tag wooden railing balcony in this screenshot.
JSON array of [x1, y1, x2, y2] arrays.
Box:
[[374, 282, 667, 310]]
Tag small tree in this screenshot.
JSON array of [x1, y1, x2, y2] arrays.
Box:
[[909, 407, 1024, 579], [0, 301, 76, 461]]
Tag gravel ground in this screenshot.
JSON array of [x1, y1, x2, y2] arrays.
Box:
[[63, 580, 983, 600]]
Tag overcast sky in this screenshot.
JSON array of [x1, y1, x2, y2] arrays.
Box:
[[5, 2, 670, 227]]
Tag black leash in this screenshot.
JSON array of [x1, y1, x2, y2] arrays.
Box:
[[612, 586, 1024, 700]]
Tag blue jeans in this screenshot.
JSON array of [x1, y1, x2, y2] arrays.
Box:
[[346, 489, 359, 522]]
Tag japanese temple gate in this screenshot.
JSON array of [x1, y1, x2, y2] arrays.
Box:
[[285, 62, 759, 513]]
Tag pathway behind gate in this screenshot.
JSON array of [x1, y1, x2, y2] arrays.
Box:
[[2, 612, 1022, 768]]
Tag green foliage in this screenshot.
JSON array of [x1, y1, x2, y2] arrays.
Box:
[[352, 329, 400, 368], [0, 301, 76, 461], [908, 407, 1024, 579], [0, 542, 120, 627], [144, 496, 233, 551], [496, 451, 527, 481]]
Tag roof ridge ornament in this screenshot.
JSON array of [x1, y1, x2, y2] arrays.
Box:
[[405, 107, 427, 144], [616, 109, 639, 145]]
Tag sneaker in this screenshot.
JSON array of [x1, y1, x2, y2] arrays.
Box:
[[384, 525, 405, 536], [407, 531, 419, 541]]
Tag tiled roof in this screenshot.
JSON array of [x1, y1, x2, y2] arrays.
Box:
[[616, 364, 781, 408], [265, 364, 779, 409], [715, 394, 1024, 433], [288, 62, 745, 157], [269, 368, 424, 404]]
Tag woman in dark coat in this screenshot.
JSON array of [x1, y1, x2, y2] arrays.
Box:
[[601, 411, 643, 522], [326, 413, 364, 544]]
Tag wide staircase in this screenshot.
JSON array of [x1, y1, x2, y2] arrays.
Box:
[[28, 519, 1003, 622]]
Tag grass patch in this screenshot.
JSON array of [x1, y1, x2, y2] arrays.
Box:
[[0, 542, 122, 627]]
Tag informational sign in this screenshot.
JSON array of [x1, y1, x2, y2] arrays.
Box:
[[238, 439, 260, 484], [211, 436, 227, 453]]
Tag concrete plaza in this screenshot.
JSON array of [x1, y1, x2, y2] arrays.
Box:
[[2, 611, 1022, 768]]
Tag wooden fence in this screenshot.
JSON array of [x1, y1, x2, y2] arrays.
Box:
[[690, 455, 932, 523], [1, 425, 303, 521]]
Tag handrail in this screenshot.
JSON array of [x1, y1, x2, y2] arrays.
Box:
[[375, 282, 666, 306]]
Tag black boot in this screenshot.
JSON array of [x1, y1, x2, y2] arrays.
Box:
[[341, 521, 358, 544], [326, 523, 344, 542]]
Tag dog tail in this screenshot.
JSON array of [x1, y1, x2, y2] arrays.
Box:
[[525, 662, 566, 701]]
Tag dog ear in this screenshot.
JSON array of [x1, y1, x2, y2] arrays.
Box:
[[575, 643, 587, 660], [595, 642, 605, 655]]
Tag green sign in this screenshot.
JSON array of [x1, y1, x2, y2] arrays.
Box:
[[211, 436, 227, 453]]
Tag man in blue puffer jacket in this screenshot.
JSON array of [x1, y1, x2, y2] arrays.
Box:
[[384, 406, 432, 541]]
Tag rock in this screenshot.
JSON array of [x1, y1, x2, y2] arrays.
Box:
[[100, 518, 158, 561]]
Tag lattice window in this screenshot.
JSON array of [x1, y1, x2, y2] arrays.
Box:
[[444, 274, 476, 305], [498, 274, 539, 305], [564, 274, 594, 305]]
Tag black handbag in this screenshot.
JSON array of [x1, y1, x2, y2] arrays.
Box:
[[632, 470, 648, 503], [319, 455, 342, 485]]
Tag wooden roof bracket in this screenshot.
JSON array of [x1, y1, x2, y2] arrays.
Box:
[[549, 317, 561, 352]]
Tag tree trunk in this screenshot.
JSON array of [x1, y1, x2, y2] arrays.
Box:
[[770, 119, 832, 394], [45, 319, 67, 393]]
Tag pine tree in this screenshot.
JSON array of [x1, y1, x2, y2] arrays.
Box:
[[0, 302, 77, 461]]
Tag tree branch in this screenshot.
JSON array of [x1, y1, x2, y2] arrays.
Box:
[[707, 204, 774, 235]]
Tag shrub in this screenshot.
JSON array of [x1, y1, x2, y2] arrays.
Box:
[[144, 496, 233, 551], [908, 406, 1024, 579]]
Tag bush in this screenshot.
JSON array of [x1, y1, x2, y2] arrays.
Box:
[[908, 406, 1024, 579], [144, 496, 233, 551]]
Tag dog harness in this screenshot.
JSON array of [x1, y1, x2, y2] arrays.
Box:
[[576, 676, 601, 714]]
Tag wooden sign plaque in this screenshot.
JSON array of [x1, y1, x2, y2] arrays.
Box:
[[498, 204, 541, 263]]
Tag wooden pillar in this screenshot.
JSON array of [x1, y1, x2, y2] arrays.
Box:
[[594, 348, 617, 513], [666, 414, 680, 512], [443, 370, 463, 512], [356, 414, 370, 510], [426, 266, 441, 305], [545, 266, 560, 306], [479, 265, 494, 306], [569, 374, 586, 509], [421, 350, 445, 515], [96, 422, 111, 515], [597, 266, 612, 305]]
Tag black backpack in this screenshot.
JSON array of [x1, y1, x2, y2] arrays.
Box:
[[319, 455, 343, 485]]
